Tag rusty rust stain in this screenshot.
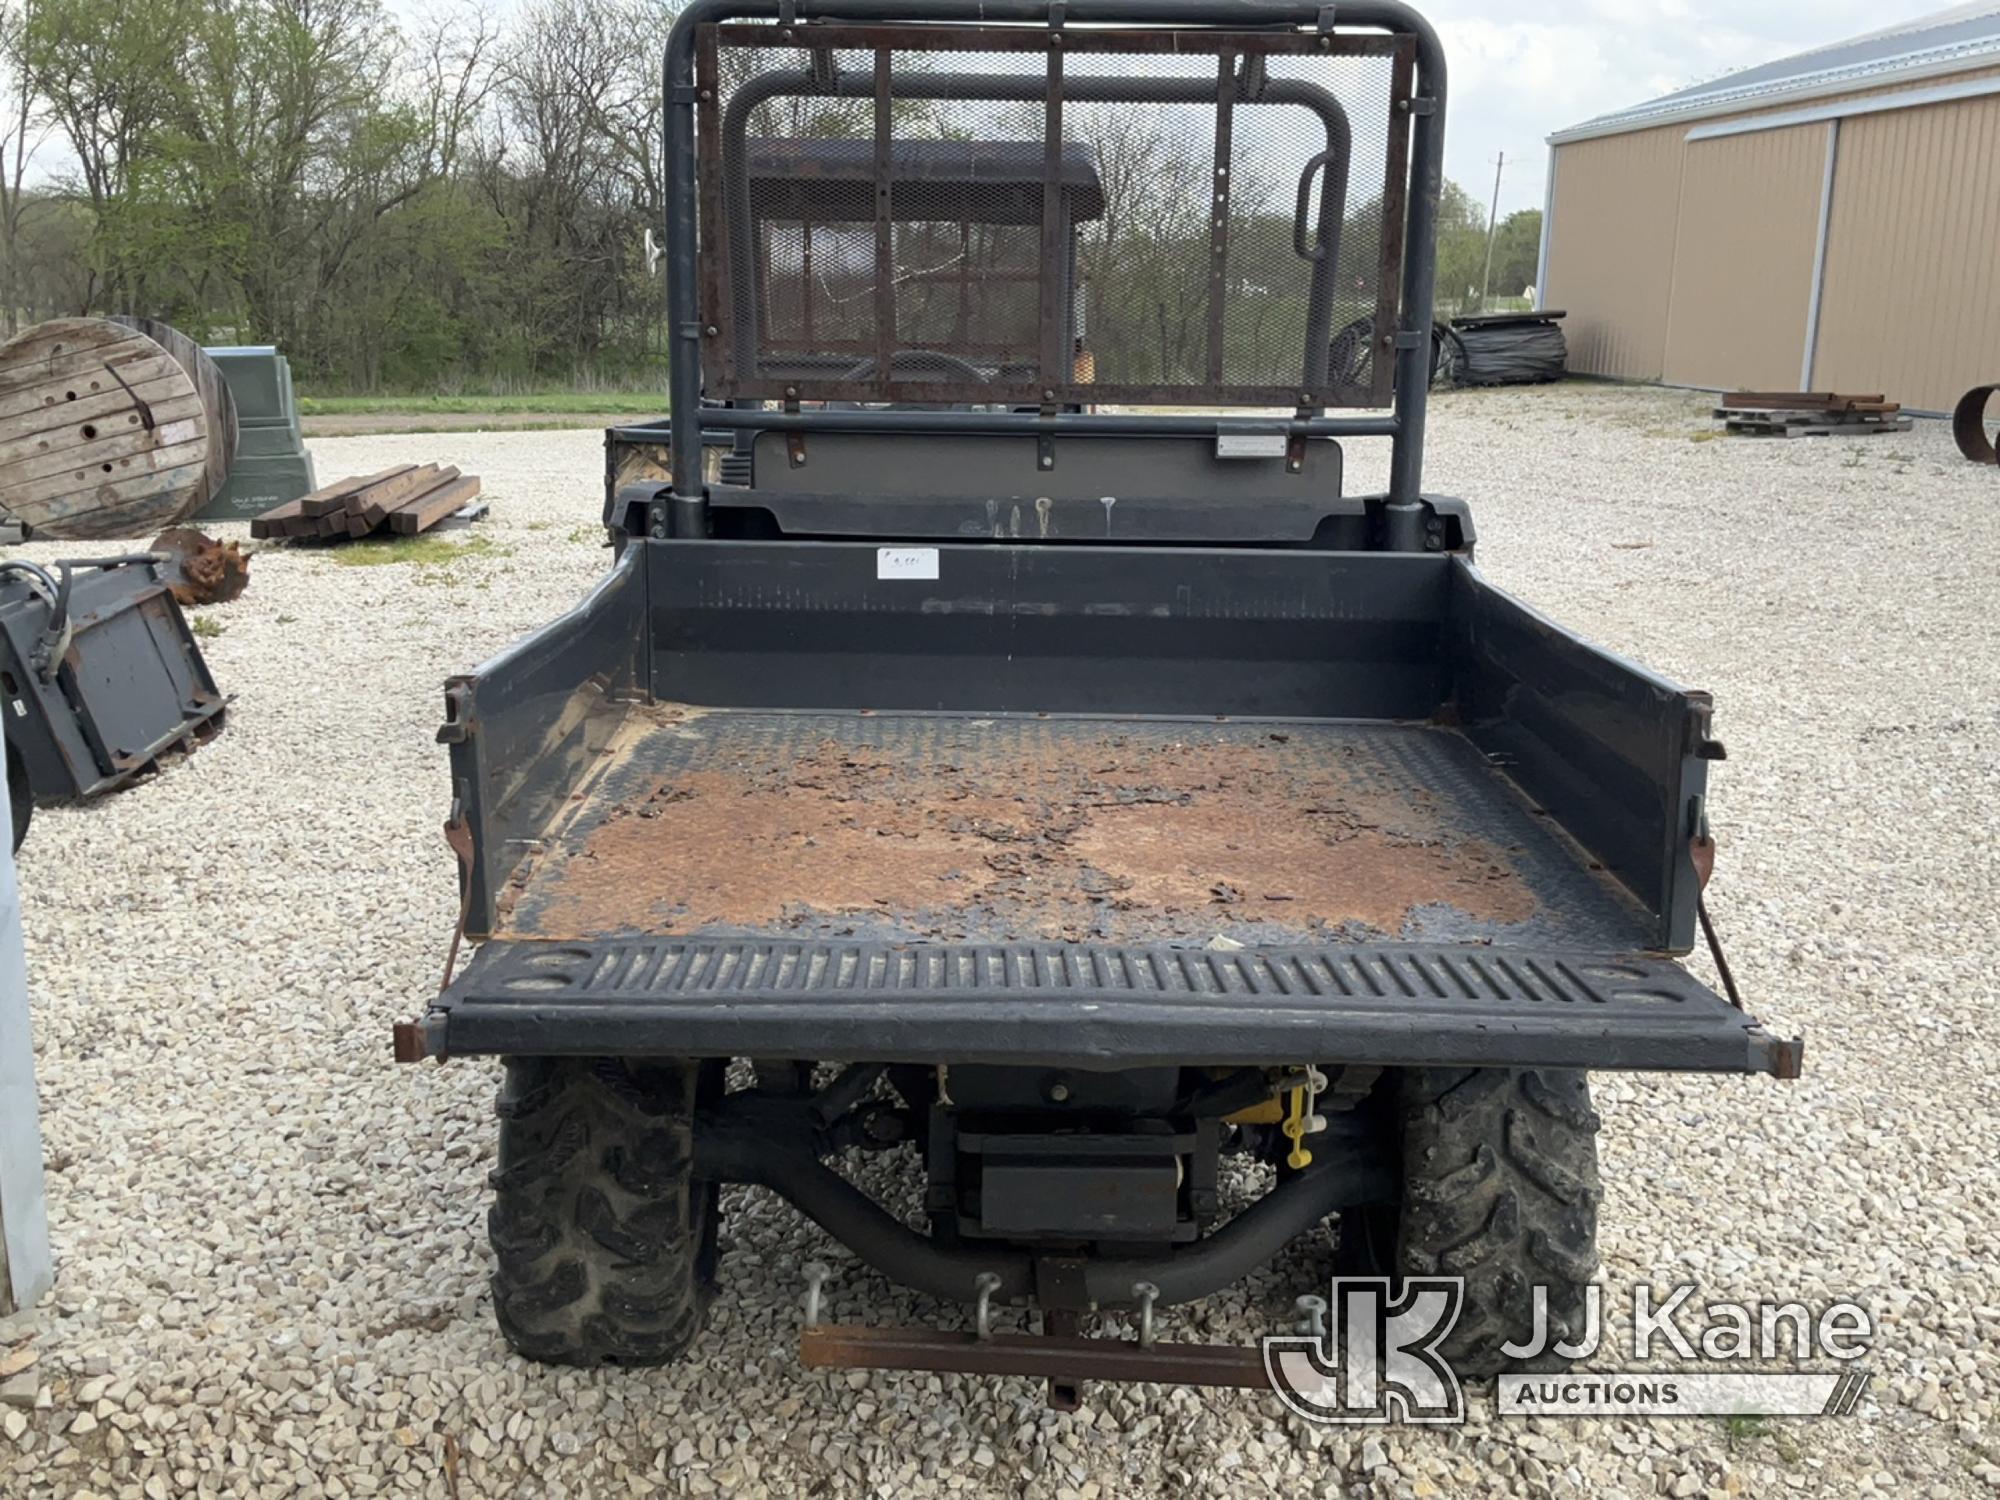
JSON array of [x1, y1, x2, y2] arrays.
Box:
[[510, 725, 1539, 944]]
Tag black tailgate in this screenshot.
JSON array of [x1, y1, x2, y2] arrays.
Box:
[[421, 936, 1800, 1077]]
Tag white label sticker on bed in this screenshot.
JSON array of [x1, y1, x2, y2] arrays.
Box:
[[877, 547, 939, 580]]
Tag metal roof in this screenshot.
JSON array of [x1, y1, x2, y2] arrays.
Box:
[[746, 139, 1106, 223], [1550, 2, 2000, 143]]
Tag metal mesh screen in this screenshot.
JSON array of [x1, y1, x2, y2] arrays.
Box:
[[699, 23, 1413, 408]]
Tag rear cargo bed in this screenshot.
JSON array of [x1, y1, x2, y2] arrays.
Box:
[[437, 707, 1796, 1077], [423, 543, 1798, 1077], [494, 708, 1649, 951]]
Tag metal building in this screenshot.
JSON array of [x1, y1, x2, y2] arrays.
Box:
[[1538, 3, 2000, 412]]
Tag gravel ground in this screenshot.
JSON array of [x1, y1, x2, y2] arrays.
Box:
[[3, 383, 1996, 1498]]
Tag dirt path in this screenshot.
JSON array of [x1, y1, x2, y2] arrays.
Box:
[[302, 410, 655, 437]]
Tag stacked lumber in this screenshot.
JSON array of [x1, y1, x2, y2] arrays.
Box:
[[250, 464, 481, 540], [1715, 392, 1911, 439]]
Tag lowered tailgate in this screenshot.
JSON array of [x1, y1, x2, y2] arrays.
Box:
[[422, 934, 1799, 1075]]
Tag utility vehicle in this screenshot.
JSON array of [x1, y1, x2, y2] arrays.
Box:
[[398, 0, 1799, 1400]]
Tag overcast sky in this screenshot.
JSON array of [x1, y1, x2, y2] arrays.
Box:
[[373, 0, 1967, 221], [11, 0, 1966, 223], [1432, 0, 1958, 217]]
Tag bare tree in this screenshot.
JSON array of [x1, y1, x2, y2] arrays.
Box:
[[471, 0, 645, 370], [411, 1, 502, 179], [0, 0, 47, 335]]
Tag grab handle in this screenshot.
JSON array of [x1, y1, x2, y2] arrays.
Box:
[[1294, 149, 1335, 261]]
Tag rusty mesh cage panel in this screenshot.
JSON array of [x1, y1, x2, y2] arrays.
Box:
[[698, 23, 1412, 408]]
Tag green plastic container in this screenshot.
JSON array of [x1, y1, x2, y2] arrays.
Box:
[[198, 345, 317, 522]]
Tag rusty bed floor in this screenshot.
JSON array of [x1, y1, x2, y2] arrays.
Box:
[[493, 707, 1652, 950]]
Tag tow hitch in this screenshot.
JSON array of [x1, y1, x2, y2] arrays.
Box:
[[798, 1262, 1297, 1408]]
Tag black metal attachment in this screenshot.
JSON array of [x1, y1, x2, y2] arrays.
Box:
[[0, 556, 228, 811]]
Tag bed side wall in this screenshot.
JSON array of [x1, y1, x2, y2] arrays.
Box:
[[1447, 557, 1712, 952], [645, 540, 1454, 720], [446, 549, 646, 936]]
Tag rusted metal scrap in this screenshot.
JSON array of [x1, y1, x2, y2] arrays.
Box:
[[1954, 384, 1999, 465], [151, 528, 251, 606], [800, 1323, 1273, 1391]]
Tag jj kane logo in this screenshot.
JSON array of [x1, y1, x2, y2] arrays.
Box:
[[1264, 1278, 1873, 1424], [1263, 1278, 1467, 1425]]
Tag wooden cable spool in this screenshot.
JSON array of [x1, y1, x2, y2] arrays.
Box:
[[111, 315, 239, 509], [0, 316, 219, 540]]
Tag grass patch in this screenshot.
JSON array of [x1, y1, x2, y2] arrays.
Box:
[[298, 391, 664, 417], [1722, 1415, 1770, 1449], [189, 615, 225, 639], [328, 534, 511, 569], [1721, 1414, 1803, 1464]]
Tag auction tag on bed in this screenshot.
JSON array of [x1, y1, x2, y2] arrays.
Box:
[[877, 547, 939, 580]]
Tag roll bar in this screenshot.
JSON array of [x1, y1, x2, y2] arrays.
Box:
[[657, 0, 1448, 538]]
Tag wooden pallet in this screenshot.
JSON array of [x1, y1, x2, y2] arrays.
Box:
[[1715, 389, 1908, 439], [1716, 407, 1905, 422], [1719, 413, 1913, 439], [251, 464, 481, 539]]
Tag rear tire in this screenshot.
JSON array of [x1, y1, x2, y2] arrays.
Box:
[[1395, 1067, 1601, 1377], [488, 1057, 717, 1366]]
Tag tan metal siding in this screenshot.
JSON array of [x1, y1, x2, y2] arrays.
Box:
[[1805, 61, 2000, 116], [1810, 90, 2000, 411], [1555, 62, 2000, 147], [1542, 126, 1686, 380], [1546, 63, 2000, 394], [1660, 125, 1828, 391]]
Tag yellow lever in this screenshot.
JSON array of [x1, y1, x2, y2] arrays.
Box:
[[1282, 1085, 1313, 1170]]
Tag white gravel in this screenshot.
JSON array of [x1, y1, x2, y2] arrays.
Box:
[[3, 383, 1997, 1497]]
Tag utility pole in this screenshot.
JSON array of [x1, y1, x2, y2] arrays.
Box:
[[1479, 150, 1506, 311]]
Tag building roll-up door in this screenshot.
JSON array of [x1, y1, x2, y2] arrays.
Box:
[[1808, 91, 2000, 413], [1660, 124, 1830, 393]]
